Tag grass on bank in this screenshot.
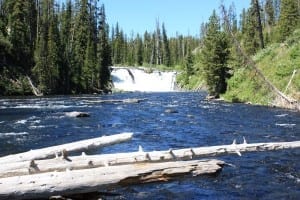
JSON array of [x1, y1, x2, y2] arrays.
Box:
[[223, 29, 300, 105]]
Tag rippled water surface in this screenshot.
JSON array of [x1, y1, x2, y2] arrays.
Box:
[[0, 92, 299, 199]]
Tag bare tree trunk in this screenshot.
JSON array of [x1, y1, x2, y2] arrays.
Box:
[[1, 140, 299, 178], [0, 132, 133, 164]]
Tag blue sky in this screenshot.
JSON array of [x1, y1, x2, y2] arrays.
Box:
[[100, 0, 251, 37]]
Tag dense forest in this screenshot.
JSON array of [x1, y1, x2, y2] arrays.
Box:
[[0, 0, 199, 95], [0, 0, 300, 101]]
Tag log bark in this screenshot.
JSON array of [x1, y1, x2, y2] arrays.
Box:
[[0, 159, 224, 200], [0, 132, 133, 164], [1, 140, 299, 178]]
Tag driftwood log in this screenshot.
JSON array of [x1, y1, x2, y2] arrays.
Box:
[[0, 159, 224, 200], [1, 140, 299, 178], [0, 137, 299, 199], [0, 132, 133, 164]]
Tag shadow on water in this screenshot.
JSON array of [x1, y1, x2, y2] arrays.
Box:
[[0, 92, 299, 199]]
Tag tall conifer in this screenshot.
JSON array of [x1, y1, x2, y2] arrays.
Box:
[[277, 0, 300, 41], [201, 10, 230, 97]]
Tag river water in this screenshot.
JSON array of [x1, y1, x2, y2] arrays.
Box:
[[0, 92, 299, 199]]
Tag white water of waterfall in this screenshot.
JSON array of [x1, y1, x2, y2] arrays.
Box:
[[111, 67, 177, 92]]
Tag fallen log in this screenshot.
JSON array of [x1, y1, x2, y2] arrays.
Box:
[[0, 132, 133, 164], [0, 159, 224, 200], [1, 140, 299, 178], [26, 76, 43, 97]]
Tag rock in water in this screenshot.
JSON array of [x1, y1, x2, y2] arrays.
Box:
[[164, 108, 178, 114], [65, 111, 90, 118]]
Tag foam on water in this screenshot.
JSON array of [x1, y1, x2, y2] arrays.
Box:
[[275, 114, 288, 117], [15, 119, 28, 124], [275, 123, 296, 128], [0, 132, 29, 137]]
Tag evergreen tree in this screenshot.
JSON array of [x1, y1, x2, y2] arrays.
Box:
[[46, 2, 61, 93], [254, 0, 264, 49], [183, 49, 194, 85], [200, 10, 230, 97], [33, 0, 49, 93], [277, 0, 300, 41], [265, 0, 275, 27], [59, 0, 72, 93], [8, 0, 36, 72], [112, 23, 124, 64], [135, 34, 143, 66], [143, 31, 152, 64], [82, 0, 98, 92], [126, 32, 135, 66], [33, 0, 60, 94], [264, 0, 275, 43], [98, 4, 112, 91], [155, 20, 162, 65], [72, 0, 90, 92], [0, 0, 11, 67], [162, 23, 171, 66], [242, 3, 260, 55]]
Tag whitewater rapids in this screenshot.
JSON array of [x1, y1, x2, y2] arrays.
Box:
[[111, 67, 177, 92]]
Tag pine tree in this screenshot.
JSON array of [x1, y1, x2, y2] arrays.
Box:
[[33, 0, 60, 94], [135, 34, 143, 66], [264, 0, 275, 43], [72, 0, 90, 92], [112, 23, 124, 64], [277, 0, 300, 41], [33, 0, 48, 93], [162, 23, 171, 66], [201, 10, 230, 97], [126, 32, 135, 66], [155, 19, 162, 65], [265, 0, 275, 27], [82, 0, 98, 92], [242, 3, 260, 55], [59, 0, 72, 93], [46, 2, 60, 93], [8, 0, 36, 72], [98, 4, 112, 91], [0, 0, 11, 67], [254, 0, 264, 49], [143, 31, 152, 64], [183, 49, 194, 85]]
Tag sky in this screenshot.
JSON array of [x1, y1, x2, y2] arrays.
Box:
[[100, 0, 251, 37]]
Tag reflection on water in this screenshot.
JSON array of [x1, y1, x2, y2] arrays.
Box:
[[0, 92, 299, 199]]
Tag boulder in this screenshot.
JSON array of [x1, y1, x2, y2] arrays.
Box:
[[65, 111, 90, 118]]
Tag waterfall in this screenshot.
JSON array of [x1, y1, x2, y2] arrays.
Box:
[[111, 67, 177, 92]]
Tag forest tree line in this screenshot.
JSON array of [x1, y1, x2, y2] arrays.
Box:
[[0, 0, 299, 96], [0, 0, 199, 95]]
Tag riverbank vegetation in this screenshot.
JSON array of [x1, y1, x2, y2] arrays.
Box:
[[0, 0, 299, 109], [178, 0, 300, 108]]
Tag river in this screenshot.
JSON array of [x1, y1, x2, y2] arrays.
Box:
[[0, 92, 299, 199]]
